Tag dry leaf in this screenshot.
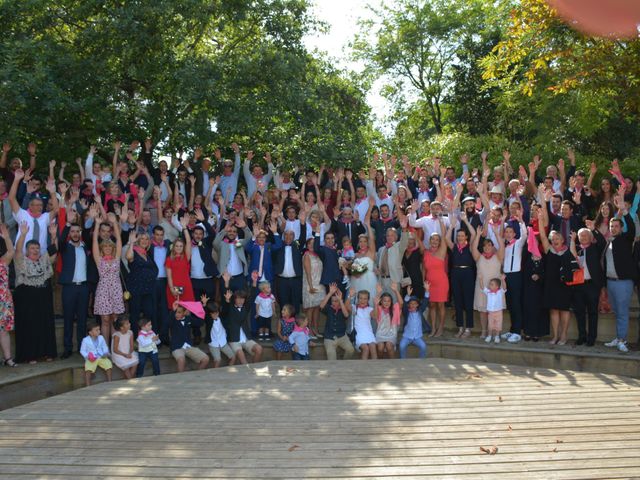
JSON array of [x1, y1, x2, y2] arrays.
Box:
[[480, 446, 498, 455], [466, 374, 483, 380], [285, 367, 297, 374], [498, 396, 503, 402], [556, 439, 564, 443], [553, 448, 558, 453], [288, 445, 300, 452], [507, 425, 512, 431]]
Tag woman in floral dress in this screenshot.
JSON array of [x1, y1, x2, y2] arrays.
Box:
[[93, 218, 125, 342], [0, 225, 16, 366]]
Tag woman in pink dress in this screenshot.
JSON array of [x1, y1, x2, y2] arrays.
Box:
[[165, 220, 194, 310], [93, 218, 125, 343], [423, 218, 449, 337]]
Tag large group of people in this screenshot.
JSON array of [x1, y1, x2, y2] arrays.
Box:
[[0, 140, 638, 383]]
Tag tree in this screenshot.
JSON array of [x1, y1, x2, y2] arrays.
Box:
[[0, 0, 372, 167], [353, 0, 488, 134]]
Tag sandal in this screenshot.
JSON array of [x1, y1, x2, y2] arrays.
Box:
[[455, 327, 464, 339], [462, 328, 471, 338], [3, 357, 17, 368]]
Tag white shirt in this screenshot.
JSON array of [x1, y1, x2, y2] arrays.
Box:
[[137, 330, 160, 353], [353, 198, 369, 224], [281, 245, 295, 277], [201, 170, 210, 197], [80, 335, 109, 360], [305, 222, 327, 246], [503, 223, 527, 273], [71, 243, 87, 283], [579, 249, 591, 280], [153, 245, 167, 278], [255, 293, 275, 318], [13, 209, 50, 253], [190, 247, 208, 279], [227, 241, 243, 276], [285, 219, 301, 240], [483, 288, 506, 312], [209, 318, 228, 348], [409, 213, 450, 247]]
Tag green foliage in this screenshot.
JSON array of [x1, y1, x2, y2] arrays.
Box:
[[0, 0, 371, 168]]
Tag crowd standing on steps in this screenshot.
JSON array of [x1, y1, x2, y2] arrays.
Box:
[[0, 140, 639, 382]]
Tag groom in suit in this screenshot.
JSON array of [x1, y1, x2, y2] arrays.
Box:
[[213, 218, 252, 293], [376, 219, 409, 301]]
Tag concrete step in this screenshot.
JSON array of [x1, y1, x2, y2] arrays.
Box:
[[10, 305, 640, 358]]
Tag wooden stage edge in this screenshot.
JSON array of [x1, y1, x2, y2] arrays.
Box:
[[1, 358, 640, 479]]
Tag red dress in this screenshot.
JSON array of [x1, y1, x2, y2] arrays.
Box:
[[423, 251, 449, 302], [165, 255, 195, 309]]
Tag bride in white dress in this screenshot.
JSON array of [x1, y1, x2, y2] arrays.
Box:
[[349, 227, 378, 306]]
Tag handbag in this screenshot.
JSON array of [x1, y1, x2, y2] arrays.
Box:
[[565, 267, 585, 286], [120, 270, 131, 301]]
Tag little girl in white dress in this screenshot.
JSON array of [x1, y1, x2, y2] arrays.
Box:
[[352, 290, 377, 360]]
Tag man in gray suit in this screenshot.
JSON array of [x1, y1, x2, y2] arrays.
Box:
[[213, 218, 252, 293], [376, 218, 409, 301]]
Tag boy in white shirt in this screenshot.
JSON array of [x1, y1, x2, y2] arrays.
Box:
[[202, 295, 235, 368], [136, 318, 161, 377], [80, 323, 112, 386]]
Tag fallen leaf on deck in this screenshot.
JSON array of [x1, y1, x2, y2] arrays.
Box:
[[507, 425, 512, 431], [466, 374, 483, 380], [556, 439, 563, 443], [288, 445, 300, 452], [553, 448, 558, 453], [285, 368, 297, 374], [479, 446, 498, 455], [498, 396, 503, 402]]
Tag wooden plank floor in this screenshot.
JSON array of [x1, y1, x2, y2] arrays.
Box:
[[1, 359, 640, 479]]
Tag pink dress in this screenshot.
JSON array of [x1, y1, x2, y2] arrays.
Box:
[[423, 251, 449, 302], [94, 258, 125, 316]]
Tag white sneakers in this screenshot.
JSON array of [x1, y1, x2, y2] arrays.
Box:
[[507, 333, 522, 343], [500, 332, 522, 343], [604, 338, 619, 347], [485, 335, 501, 344], [604, 338, 629, 352]]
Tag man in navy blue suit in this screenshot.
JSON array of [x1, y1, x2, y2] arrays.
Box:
[[313, 230, 342, 293], [190, 222, 219, 342], [272, 225, 305, 314], [58, 222, 91, 359], [149, 225, 171, 344]]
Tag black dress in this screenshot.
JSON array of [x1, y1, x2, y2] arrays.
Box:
[[402, 248, 424, 298], [543, 248, 572, 311], [13, 255, 57, 362], [522, 252, 549, 337]]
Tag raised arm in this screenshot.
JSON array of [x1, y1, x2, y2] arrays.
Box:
[[92, 217, 103, 262], [0, 224, 14, 265], [443, 218, 455, 250], [112, 141, 121, 179], [8, 168, 25, 214], [470, 224, 482, 261]]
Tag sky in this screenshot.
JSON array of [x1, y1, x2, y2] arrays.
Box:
[[304, 0, 392, 130]]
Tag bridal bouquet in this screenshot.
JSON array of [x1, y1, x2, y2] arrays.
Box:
[[349, 257, 369, 276]]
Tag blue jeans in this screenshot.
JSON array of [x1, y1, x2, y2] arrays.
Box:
[[136, 351, 160, 377], [399, 337, 427, 359], [292, 352, 310, 360], [607, 279, 633, 340]]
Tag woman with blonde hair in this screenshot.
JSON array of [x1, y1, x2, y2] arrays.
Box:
[[93, 217, 124, 342]]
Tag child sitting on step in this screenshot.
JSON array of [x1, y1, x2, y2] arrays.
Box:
[[136, 318, 161, 377], [80, 323, 112, 387], [289, 315, 313, 360], [399, 282, 431, 359]]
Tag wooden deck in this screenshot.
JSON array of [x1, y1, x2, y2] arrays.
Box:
[[1, 359, 640, 479]]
